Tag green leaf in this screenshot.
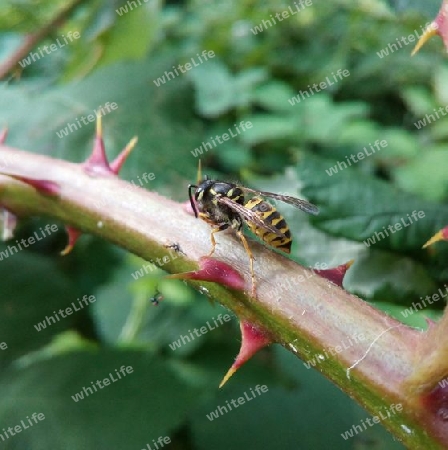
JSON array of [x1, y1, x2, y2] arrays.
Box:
[[233, 67, 268, 107], [401, 86, 437, 116], [434, 62, 448, 105], [301, 96, 369, 144], [344, 250, 436, 302], [0, 51, 203, 190], [0, 250, 80, 364], [188, 59, 235, 117], [0, 349, 204, 450], [393, 146, 448, 202], [239, 114, 298, 145], [297, 154, 448, 252], [190, 347, 405, 450], [253, 80, 296, 112], [98, 2, 160, 67]]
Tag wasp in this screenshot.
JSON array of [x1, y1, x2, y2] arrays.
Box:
[[188, 173, 319, 296]]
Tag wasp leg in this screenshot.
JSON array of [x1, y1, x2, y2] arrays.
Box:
[[208, 224, 228, 257], [236, 230, 256, 297]]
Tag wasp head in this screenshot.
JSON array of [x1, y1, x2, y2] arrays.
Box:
[[188, 176, 214, 218]]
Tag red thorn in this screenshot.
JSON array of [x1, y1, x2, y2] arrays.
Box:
[[219, 321, 273, 387], [412, 22, 439, 56], [109, 137, 138, 175], [167, 257, 246, 291], [0, 128, 8, 144], [82, 115, 136, 177], [442, 227, 448, 240], [425, 317, 438, 330], [15, 176, 60, 196], [82, 115, 112, 176], [315, 260, 354, 287], [423, 226, 448, 249], [0, 208, 17, 240], [412, 2, 448, 55], [61, 226, 82, 255], [421, 381, 448, 422]]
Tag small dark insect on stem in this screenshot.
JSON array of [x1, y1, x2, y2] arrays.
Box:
[[150, 290, 164, 306]]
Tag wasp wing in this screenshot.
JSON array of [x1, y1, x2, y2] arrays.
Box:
[[241, 187, 319, 215], [217, 196, 284, 237]]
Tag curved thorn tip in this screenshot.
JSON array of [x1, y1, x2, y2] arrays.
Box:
[[219, 367, 237, 388], [423, 231, 444, 249], [412, 23, 438, 56]]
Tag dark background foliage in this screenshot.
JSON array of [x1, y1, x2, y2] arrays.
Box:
[[0, 0, 446, 448]]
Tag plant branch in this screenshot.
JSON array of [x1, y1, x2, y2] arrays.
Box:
[[0, 145, 445, 449], [0, 0, 85, 80]]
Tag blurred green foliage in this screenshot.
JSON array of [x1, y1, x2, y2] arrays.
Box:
[[0, 0, 447, 448]]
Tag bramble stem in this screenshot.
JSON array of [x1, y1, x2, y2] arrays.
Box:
[[0, 144, 445, 449]]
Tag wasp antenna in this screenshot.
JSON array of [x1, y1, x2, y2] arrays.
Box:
[[188, 184, 199, 218], [197, 159, 202, 184]]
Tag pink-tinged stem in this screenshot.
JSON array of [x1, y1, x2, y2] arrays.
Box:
[[0, 144, 445, 448]]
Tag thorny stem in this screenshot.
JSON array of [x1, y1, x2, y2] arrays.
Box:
[[0, 145, 446, 449]]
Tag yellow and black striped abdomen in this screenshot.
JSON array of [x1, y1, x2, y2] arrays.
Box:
[[244, 197, 292, 253]]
